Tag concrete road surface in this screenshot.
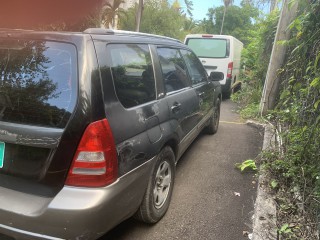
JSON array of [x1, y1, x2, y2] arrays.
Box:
[[100, 99, 264, 240]]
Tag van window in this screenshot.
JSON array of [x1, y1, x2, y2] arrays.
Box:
[[0, 39, 77, 128], [157, 48, 190, 93], [107, 44, 156, 108], [180, 49, 207, 85], [186, 38, 228, 58]]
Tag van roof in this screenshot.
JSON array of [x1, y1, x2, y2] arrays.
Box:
[[184, 34, 234, 39]]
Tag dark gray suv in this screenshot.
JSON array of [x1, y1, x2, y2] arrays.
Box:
[[0, 28, 222, 240]]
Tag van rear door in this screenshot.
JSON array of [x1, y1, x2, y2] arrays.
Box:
[[185, 37, 230, 84]]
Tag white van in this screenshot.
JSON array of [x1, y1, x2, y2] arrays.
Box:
[[184, 34, 243, 98]]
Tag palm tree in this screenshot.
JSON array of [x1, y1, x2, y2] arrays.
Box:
[[101, 0, 126, 29], [184, 0, 194, 18], [220, 0, 233, 34]]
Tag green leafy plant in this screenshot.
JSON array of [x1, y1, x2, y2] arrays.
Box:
[[270, 179, 278, 189], [235, 159, 257, 172], [279, 223, 292, 234]]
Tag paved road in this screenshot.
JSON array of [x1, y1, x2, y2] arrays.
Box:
[[100, 99, 263, 240]]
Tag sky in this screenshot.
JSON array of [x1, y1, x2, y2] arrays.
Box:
[[184, 0, 242, 21]]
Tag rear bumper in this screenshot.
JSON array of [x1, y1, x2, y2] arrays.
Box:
[[0, 156, 156, 240]]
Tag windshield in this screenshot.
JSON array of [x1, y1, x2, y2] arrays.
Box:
[[186, 38, 228, 58], [0, 39, 77, 128]]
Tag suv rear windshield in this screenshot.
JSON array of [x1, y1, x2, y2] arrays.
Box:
[[186, 38, 228, 58], [0, 39, 77, 128]]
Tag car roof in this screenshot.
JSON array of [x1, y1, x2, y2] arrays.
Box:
[[84, 28, 182, 43], [0, 28, 184, 47]]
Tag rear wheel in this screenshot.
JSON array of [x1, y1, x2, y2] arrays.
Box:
[[134, 146, 175, 223], [207, 98, 221, 135]]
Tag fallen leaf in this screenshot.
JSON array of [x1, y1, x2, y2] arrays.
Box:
[[259, 216, 266, 220], [234, 192, 241, 196]]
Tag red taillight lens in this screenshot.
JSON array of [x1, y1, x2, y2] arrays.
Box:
[[227, 62, 233, 78], [66, 119, 118, 187], [202, 34, 213, 38]]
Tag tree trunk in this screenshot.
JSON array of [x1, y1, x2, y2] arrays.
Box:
[[270, 0, 277, 12], [135, 0, 143, 32], [260, 0, 298, 115], [220, 6, 227, 35]]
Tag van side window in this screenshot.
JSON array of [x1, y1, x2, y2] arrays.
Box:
[[157, 48, 190, 93], [107, 44, 155, 108], [180, 49, 207, 85]]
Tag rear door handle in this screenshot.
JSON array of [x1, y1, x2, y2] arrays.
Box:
[[171, 102, 181, 113]]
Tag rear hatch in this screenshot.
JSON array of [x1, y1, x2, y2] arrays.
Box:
[[185, 37, 230, 84], [0, 35, 78, 196]]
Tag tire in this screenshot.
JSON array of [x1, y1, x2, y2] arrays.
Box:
[[224, 89, 231, 99], [134, 146, 175, 223], [207, 98, 221, 135]]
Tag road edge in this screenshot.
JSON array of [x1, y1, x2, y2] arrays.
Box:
[[246, 120, 278, 240]]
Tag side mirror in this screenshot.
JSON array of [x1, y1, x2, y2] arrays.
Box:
[[209, 71, 224, 81]]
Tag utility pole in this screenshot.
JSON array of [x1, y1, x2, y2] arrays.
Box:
[[220, 6, 226, 35], [260, 0, 298, 115], [135, 0, 143, 32]]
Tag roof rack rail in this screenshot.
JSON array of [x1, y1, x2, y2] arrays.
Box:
[[83, 28, 181, 43]]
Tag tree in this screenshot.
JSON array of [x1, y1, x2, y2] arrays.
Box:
[[240, 0, 279, 13], [120, 0, 188, 40], [220, 0, 234, 34], [204, 4, 259, 45], [183, 0, 194, 18], [101, 0, 126, 29]]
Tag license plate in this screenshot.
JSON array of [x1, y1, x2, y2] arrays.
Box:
[[0, 142, 4, 168]]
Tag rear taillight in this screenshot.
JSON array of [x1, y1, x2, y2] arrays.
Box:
[[227, 62, 233, 78], [202, 34, 213, 38], [66, 119, 118, 187]]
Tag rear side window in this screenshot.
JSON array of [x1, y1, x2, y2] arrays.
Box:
[[186, 38, 228, 58], [157, 47, 190, 93], [107, 44, 156, 108], [0, 39, 77, 128]]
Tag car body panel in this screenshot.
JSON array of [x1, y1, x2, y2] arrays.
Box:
[[0, 155, 156, 240]]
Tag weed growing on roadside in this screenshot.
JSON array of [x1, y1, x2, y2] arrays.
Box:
[[235, 159, 257, 172]]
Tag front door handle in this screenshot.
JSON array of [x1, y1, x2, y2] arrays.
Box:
[[171, 102, 181, 113]]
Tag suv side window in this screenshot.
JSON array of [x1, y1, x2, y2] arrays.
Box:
[[157, 47, 190, 93], [107, 44, 155, 108], [180, 49, 207, 85]]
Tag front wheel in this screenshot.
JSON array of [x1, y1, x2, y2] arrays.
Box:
[[206, 98, 221, 135], [134, 146, 175, 223]]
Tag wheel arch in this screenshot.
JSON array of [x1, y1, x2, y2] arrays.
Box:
[[159, 134, 180, 163]]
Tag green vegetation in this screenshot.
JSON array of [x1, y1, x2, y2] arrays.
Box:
[[120, 0, 188, 40], [236, 1, 320, 238], [203, 3, 259, 45], [232, 10, 279, 120], [120, 0, 259, 41], [266, 1, 320, 238]]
